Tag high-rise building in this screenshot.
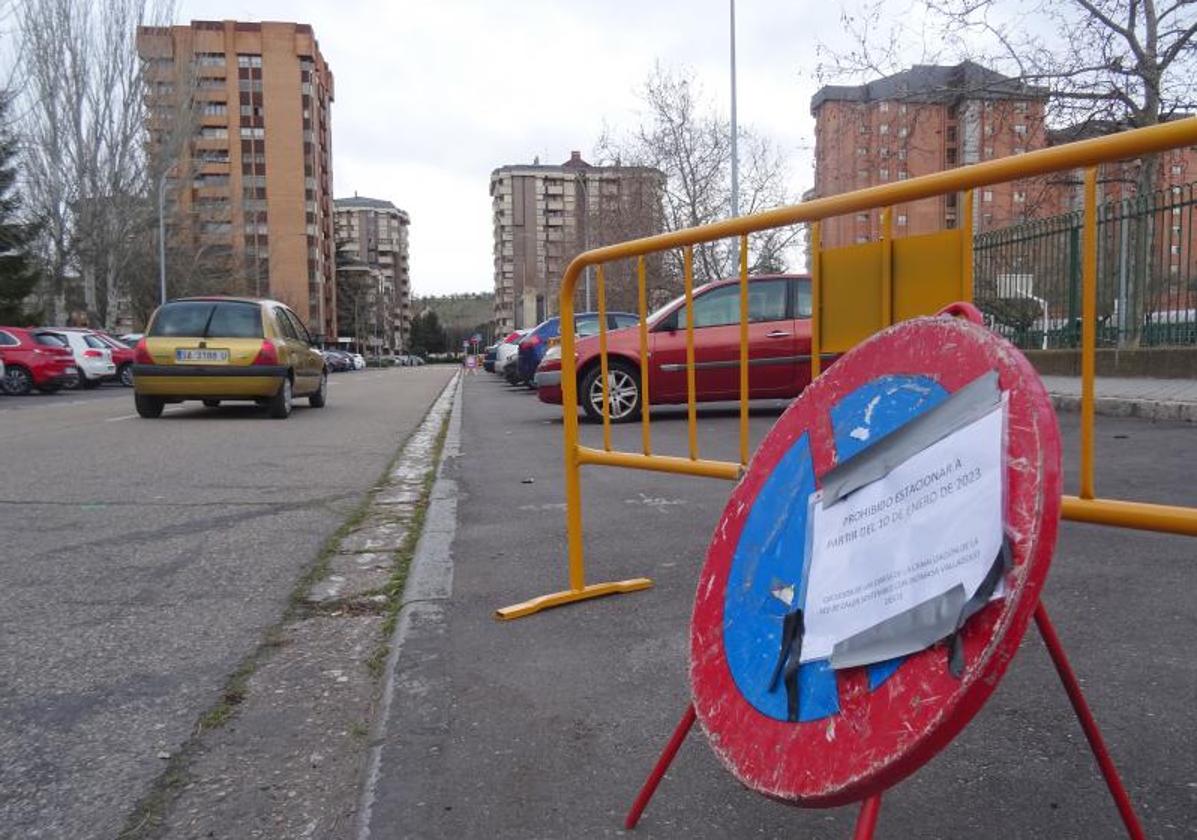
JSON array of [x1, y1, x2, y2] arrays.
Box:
[[137, 20, 337, 338], [490, 151, 664, 332], [334, 197, 411, 352], [809, 61, 1050, 249]]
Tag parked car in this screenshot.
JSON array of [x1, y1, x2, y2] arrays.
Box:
[[0, 326, 79, 394], [351, 352, 367, 370], [322, 349, 353, 372], [517, 312, 639, 386], [132, 296, 328, 419], [118, 333, 143, 347], [537, 274, 814, 422], [36, 328, 116, 389], [54, 327, 136, 386], [494, 330, 527, 378], [482, 343, 498, 373]]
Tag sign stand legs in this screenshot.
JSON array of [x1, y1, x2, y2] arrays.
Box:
[[851, 795, 882, 840], [625, 603, 1146, 836], [1033, 603, 1146, 840], [624, 703, 696, 830]]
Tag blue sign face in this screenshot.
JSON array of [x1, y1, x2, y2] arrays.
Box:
[[721, 374, 949, 722]]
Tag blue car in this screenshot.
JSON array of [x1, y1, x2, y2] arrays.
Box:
[[516, 311, 639, 386]]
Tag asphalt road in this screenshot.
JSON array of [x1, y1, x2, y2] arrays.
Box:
[[0, 366, 455, 839], [370, 373, 1197, 839]]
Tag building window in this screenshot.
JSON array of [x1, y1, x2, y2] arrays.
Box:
[[879, 147, 890, 159], [985, 125, 994, 137], [898, 127, 908, 139], [879, 167, 889, 180], [897, 213, 907, 226], [237, 54, 262, 68], [858, 124, 868, 135], [897, 149, 906, 161], [1171, 244, 1181, 255], [201, 102, 226, 116], [1172, 164, 1183, 175], [879, 124, 889, 135], [879, 101, 889, 112], [984, 146, 994, 158], [1014, 190, 1026, 203], [198, 126, 228, 139], [898, 104, 908, 115], [1014, 147, 1026, 155], [983, 190, 993, 202], [195, 52, 225, 67], [855, 235, 868, 244], [946, 126, 957, 142], [1014, 101, 1029, 113], [898, 171, 908, 180], [240, 126, 265, 138], [946, 148, 958, 164], [856, 213, 868, 222], [856, 146, 867, 156], [1014, 124, 1028, 136]]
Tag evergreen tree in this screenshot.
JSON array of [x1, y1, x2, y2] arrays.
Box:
[[0, 93, 41, 324]]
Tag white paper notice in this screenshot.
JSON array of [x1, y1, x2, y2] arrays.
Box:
[[800, 402, 1005, 663]]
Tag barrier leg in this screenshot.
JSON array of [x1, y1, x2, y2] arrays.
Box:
[[624, 703, 697, 830], [1034, 603, 1146, 840], [852, 794, 883, 840]]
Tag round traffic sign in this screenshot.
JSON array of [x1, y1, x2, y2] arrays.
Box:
[[690, 311, 1061, 806]]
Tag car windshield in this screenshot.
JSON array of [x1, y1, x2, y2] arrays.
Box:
[[149, 301, 263, 338], [34, 333, 67, 347]]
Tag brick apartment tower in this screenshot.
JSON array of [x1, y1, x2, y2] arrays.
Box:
[[809, 61, 1051, 250], [490, 152, 664, 332], [137, 20, 337, 338], [334, 197, 412, 352]]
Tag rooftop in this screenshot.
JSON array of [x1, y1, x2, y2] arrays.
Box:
[[811, 60, 1048, 113]]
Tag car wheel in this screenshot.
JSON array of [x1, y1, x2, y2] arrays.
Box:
[[309, 370, 328, 408], [581, 361, 641, 423], [118, 363, 134, 387], [135, 393, 164, 418], [268, 376, 293, 419], [4, 365, 32, 395], [80, 376, 100, 390], [202, 399, 220, 408]]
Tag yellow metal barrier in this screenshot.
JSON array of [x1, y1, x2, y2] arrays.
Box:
[[495, 118, 1197, 620]]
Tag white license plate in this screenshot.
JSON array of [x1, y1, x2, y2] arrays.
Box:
[[175, 348, 229, 363], [65, 366, 77, 374]]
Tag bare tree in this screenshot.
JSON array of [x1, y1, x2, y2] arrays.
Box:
[[596, 63, 800, 289], [818, 0, 1197, 345], [12, 0, 175, 326]]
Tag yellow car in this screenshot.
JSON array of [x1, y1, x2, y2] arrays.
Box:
[[132, 297, 328, 419]]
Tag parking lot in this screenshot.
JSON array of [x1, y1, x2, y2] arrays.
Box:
[[367, 370, 1197, 839]]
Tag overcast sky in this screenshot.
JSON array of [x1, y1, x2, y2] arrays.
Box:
[[178, 0, 858, 297]]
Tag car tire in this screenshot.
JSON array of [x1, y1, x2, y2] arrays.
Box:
[[309, 370, 328, 408], [4, 365, 33, 395], [202, 399, 221, 408], [80, 376, 100, 390], [580, 360, 641, 424], [135, 393, 164, 418], [268, 376, 293, 419], [118, 363, 134, 387]]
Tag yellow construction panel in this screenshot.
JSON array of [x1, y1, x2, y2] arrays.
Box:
[[820, 241, 883, 352], [893, 229, 965, 321]]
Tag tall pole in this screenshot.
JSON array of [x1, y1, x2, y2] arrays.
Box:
[[729, 0, 739, 218], [157, 169, 169, 306]]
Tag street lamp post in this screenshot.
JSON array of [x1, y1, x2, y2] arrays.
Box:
[[157, 167, 171, 306], [729, 0, 739, 218]]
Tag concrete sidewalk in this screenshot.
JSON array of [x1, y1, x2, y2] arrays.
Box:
[[1042, 374, 1197, 422], [361, 377, 1197, 839]]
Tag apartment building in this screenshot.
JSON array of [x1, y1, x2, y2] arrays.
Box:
[[810, 61, 1050, 249], [137, 20, 337, 338], [334, 196, 412, 352], [490, 152, 664, 332]]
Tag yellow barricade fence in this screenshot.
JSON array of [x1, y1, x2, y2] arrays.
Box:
[[496, 118, 1197, 621]]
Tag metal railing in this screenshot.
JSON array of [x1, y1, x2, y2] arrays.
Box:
[[976, 181, 1197, 349], [496, 118, 1197, 621]]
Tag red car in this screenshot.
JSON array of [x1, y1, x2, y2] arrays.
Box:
[[94, 331, 136, 386], [0, 326, 80, 395], [537, 274, 814, 422]]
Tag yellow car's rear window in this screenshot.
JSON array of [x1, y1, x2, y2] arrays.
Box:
[[150, 301, 263, 338]]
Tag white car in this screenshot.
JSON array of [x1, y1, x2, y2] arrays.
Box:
[[352, 353, 366, 370], [36, 329, 115, 389], [494, 330, 527, 375]]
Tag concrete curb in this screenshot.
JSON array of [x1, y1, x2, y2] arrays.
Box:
[[354, 371, 463, 840], [1049, 393, 1197, 423]]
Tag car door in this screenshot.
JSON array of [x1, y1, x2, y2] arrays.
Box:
[[285, 308, 323, 387], [275, 307, 316, 392], [650, 279, 797, 402]]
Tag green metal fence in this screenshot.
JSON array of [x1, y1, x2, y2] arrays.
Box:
[[974, 181, 1197, 349]]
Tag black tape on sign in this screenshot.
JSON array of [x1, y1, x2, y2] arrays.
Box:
[[946, 537, 1013, 678], [768, 608, 805, 723]]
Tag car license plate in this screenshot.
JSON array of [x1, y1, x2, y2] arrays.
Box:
[[175, 348, 229, 363], [65, 366, 77, 374]]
